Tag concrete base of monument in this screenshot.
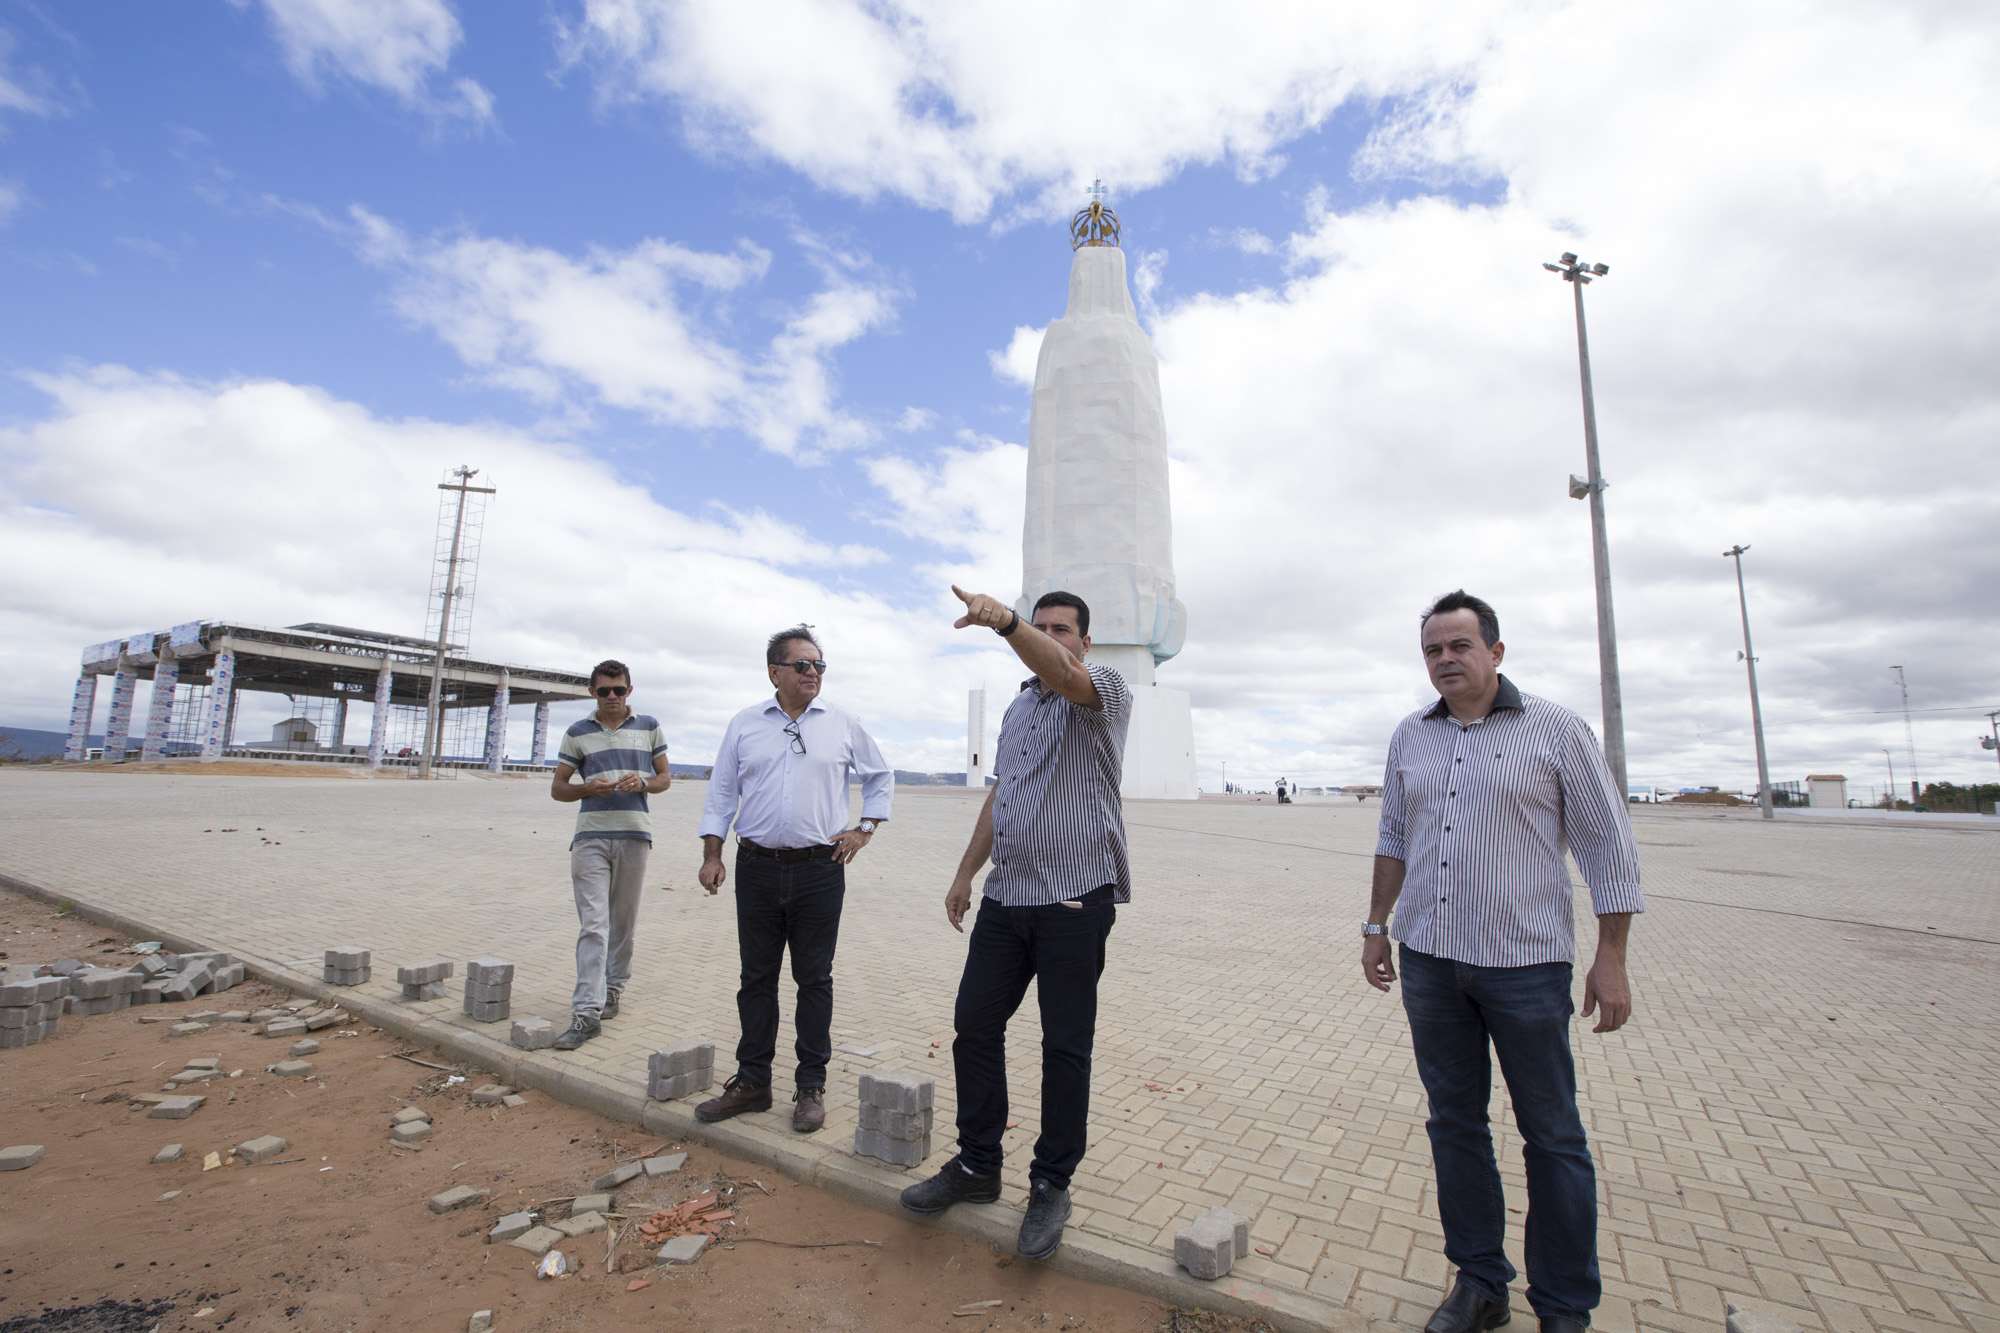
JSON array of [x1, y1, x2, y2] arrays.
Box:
[[1122, 684, 1197, 800]]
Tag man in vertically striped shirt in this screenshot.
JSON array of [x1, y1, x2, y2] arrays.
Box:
[[1363, 591, 1643, 1333], [899, 585, 1130, 1265], [548, 659, 672, 1052]]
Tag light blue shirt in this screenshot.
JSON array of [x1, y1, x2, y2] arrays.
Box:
[[699, 695, 894, 849]]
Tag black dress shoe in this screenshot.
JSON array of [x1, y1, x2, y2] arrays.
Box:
[[899, 1156, 1002, 1214], [1016, 1178, 1071, 1262], [1425, 1276, 1511, 1333], [1538, 1318, 1586, 1333]]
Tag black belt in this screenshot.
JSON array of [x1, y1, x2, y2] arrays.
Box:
[[738, 838, 836, 863]]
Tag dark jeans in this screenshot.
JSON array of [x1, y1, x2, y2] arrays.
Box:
[[1400, 945, 1600, 1322], [952, 886, 1116, 1191], [732, 849, 845, 1090]]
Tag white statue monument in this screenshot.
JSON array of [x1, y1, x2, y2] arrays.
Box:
[[1012, 186, 1197, 800]]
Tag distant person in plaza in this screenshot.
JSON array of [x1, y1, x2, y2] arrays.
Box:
[[1361, 590, 1644, 1333], [900, 586, 1130, 1265], [694, 625, 894, 1134], [548, 659, 672, 1052]]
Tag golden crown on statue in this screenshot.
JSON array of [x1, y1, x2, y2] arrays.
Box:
[[1070, 179, 1120, 250]]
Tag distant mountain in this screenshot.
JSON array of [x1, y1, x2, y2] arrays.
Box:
[[0, 727, 92, 759]]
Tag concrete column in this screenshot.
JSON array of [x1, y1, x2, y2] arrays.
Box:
[[140, 653, 180, 763], [367, 658, 393, 766], [329, 697, 349, 752], [199, 650, 236, 763], [531, 702, 550, 765], [103, 660, 139, 762], [484, 671, 510, 772], [64, 675, 97, 761]]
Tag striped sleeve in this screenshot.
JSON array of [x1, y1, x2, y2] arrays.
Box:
[[557, 728, 586, 769], [647, 722, 669, 760], [1559, 717, 1646, 916], [1374, 726, 1409, 860], [1084, 663, 1128, 721]]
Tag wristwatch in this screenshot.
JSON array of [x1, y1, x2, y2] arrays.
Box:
[[1361, 923, 1389, 937], [857, 820, 878, 835]]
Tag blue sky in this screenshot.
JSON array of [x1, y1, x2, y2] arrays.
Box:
[[4, 0, 1997, 797]]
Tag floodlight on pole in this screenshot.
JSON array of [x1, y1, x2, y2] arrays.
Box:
[[1724, 545, 1773, 820], [1543, 251, 1628, 796]]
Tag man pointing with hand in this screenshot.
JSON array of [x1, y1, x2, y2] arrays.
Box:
[[900, 585, 1131, 1266]]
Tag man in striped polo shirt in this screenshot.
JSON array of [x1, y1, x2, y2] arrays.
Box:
[[1363, 591, 1644, 1333], [899, 586, 1130, 1265], [549, 658, 672, 1052]]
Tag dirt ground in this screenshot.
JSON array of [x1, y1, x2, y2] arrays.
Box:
[[0, 888, 1271, 1333]]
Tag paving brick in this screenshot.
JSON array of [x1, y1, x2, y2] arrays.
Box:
[[649, 1041, 716, 1078], [488, 1212, 533, 1243], [289, 1039, 320, 1057], [507, 1226, 562, 1257], [263, 1018, 308, 1039], [396, 959, 453, 986], [390, 1121, 432, 1144], [399, 981, 447, 1001], [211, 962, 245, 991], [510, 1017, 557, 1050], [303, 1009, 346, 1031], [858, 1069, 934, 1115], [648, 1070, 710, 1101], [461, 997, 509, 1023], [553, 1211, 606, 1238], [643, 1153, 687, 1178], [152, 1144, 182, 1164], [149, 1096, 204, 1119], [0, 1145, 44, 1171], [570, 1194, 612, 1217], [429, 1185, 487, 1214], [391, 1106, 430, 1125], [470, 1084, 512, 1106], [1177, 1209, 1239, 1279], [592, 1161, 643, 1191], [167, 1021, 208, 1038], [465, 958, 513, 986], [322, 967, 371, 986], [853, 1127, 931, 1167], [657, 1233, 709, 1265], [324, 946, 370, 969], [858, 1103, 934, 1138], [500, 1094, 526, 1109], [269, 1060, 313, 1078], [463, 979, 512, 1003], [236, 1135, 288, 1164]]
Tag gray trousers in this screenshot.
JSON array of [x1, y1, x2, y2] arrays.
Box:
[[570, 837, 648, 1016]]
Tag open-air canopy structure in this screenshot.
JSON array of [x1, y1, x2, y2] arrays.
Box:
[[63, 620, 592, 772]]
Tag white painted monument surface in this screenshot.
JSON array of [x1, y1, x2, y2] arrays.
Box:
[[1013, 199, 1197, 800]]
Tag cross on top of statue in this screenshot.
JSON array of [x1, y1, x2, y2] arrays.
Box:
[[1070, 179, 1120, 250]]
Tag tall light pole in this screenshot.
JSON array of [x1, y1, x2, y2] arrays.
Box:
[[1724, 545, 1773, 820], [1544, 252, 1627, 797], [1889, 665, 1919, 805], [420, 466, 495, 780]]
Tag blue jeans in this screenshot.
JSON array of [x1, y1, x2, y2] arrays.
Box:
[[732, 850, 844, 1090], [952, 887, 1116, 1190], [1399, 944, 1599, 1323]]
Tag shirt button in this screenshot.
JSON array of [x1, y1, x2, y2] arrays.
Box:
[[1455, 758, 1462, 764], [1444, 826, 1451, 831], [1441, 861, 1448, 868]]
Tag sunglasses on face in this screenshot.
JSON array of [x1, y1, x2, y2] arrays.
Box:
[[594, 684, 629, 698], [776, 659, 828, 676]]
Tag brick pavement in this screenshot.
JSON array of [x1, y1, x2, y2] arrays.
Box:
[[1, 769, 1996, 1332]]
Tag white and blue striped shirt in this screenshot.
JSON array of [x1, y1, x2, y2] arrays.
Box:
[[1376, 675, 1644, 967], [983, 664, 1132, 907]]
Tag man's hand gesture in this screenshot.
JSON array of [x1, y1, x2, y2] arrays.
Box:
[[952, 585, 1013, 631]]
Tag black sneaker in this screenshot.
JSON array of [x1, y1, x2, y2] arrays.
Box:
[[1016, 1178, 1071, 1261], [601, 989, 621, 1021], [899, 1156, 1002, 1215], [552, 1012, 601, 1051]]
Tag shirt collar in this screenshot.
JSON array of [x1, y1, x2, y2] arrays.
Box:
[[763, 694, 828, 720], [589, 709, 633, 729], [1423, 673, 1522, 723]]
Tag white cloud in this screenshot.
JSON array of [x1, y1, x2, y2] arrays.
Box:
[[987, 325, 1042, 390], [351, 208, 897, 455], [558, 0, 1499, 222], [0, 368, 1010, 767], [253, 0, 494, 126]]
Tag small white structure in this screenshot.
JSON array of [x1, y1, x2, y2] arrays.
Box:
[[1014, 195, 1196, 800], [267, 718, 318, 751], [966, 688, 991, 788], [1806, 774, 1848, 809]]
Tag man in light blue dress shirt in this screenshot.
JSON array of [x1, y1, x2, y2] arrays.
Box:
[[694, 625, 894, 1133]]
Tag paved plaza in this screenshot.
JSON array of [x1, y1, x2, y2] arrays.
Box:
[[3, 768, 1997, 1333]]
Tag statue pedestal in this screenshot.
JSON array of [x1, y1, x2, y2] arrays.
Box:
[[1122, 683, 1197, 801]]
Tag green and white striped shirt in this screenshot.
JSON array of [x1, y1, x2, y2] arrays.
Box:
[[557, 713, 669, 845]]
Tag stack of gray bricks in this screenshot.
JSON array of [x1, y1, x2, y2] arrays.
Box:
[[646, 1040, 715, 1101], [181, 951, 243, 992], [0, 975, 65, 1048], [323, 947, 371, 986], [396, 958, 453, 1001], [854, 1071, 934, 1167], [64, 965, 145, 1016], [157, 956, 216, 1003], [463, 958, 512, 1023]]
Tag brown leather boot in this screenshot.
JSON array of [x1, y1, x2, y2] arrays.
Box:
[[792, 1086, 825, 1133], [695, 1074, 772, 1123]]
